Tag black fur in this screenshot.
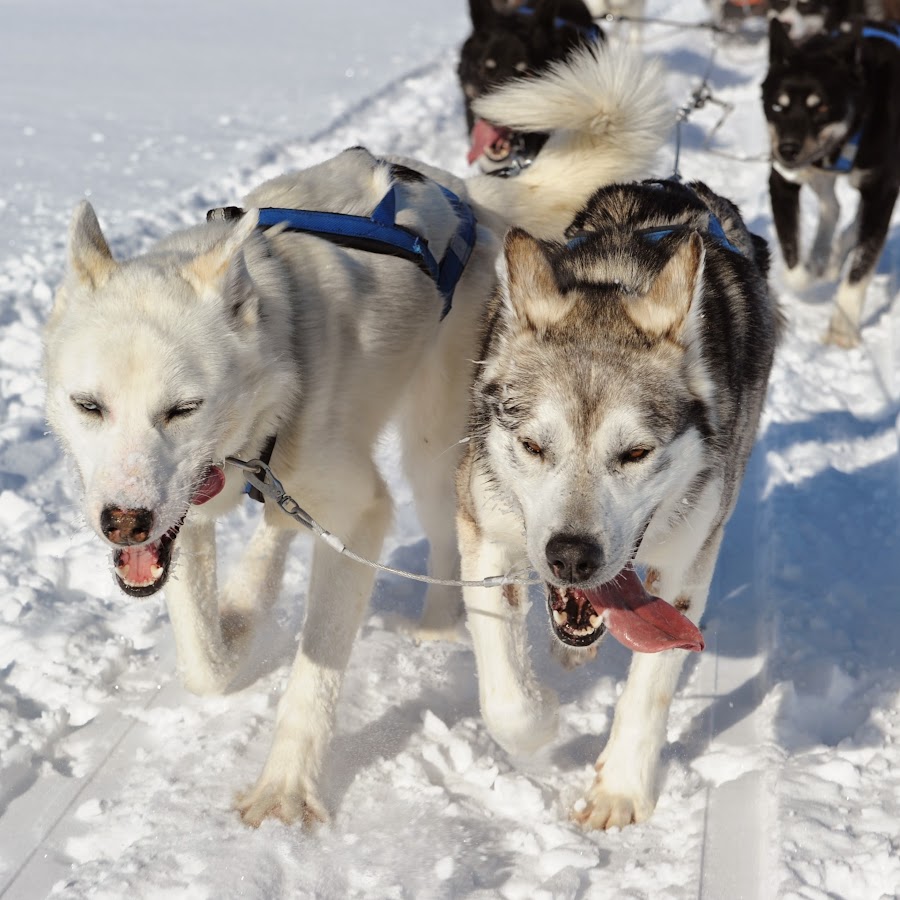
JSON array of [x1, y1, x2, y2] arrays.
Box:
[[763, 19, 900, 295]]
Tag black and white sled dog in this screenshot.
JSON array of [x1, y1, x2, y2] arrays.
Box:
[[456, 179, 781, 829], [42, 45, 670, 828], [459, 0, 603, 172], [763, 17, 900, 346]]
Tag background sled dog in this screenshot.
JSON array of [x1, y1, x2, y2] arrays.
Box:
[[458, 0, 602, 172], [43, 45, 670, 828], [763, 18, 900, 346], [456, 180, 781, 828]]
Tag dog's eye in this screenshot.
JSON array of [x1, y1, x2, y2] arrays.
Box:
[[165, 400, 203, 423], [520, 438, 544, 457], [484, 58, 497, 70], [622, 446, 651, 463], [817, 103, 830, 116], [73, 397, 103, 417]]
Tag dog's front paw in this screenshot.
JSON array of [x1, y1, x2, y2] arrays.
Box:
[[823, 313, 860, 348], [572, 770, 654, 830], [484, 686, 559, 754], [235, 776, 328, 829], [782, 264, 813, 292]]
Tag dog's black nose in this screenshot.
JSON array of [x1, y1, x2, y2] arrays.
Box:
[[545, 534, 604, 584], [100, 506, 154, 545], [778, 140, 802, 162]]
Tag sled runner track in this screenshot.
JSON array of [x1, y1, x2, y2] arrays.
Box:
[[0, 653, 181, 900]]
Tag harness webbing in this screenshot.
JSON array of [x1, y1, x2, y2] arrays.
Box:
[[817, 22, 900, 173], [566, 180, 744, 256], [208, 180, 477, 319], [516, 4, 604, 42]]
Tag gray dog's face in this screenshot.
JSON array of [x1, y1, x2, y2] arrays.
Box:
[[478, 228, 714, 645]]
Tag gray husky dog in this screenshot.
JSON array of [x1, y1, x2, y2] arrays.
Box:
[[43, 45, 670, 828], [456, 179, 781, 829]]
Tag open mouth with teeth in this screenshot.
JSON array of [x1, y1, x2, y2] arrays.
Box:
[[548, 585, 607, 647], [545, 565, 705, 654], [112, 466, 225, 597]]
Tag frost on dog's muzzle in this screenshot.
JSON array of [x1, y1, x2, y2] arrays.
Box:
[[111, 466, 225, 597]]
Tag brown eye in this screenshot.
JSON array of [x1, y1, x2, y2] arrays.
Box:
[[622, 446, 651, 463], [521, 439, 543, 457]]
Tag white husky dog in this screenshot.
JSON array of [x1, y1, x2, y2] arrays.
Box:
[[43, 45, 670, 827]]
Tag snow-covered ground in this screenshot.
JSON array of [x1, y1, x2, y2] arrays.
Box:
[[1, 0, 898, 897]]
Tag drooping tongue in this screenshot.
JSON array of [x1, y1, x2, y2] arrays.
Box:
[[191, 466, 225, 505], [467, 119, 512, 164], [585, 566, 704, 654]]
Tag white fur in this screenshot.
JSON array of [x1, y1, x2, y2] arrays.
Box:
[[469, 44, 672, 239], [44, 43, 673, 829]]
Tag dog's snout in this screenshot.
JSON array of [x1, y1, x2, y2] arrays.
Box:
[[545, 533, 604, 584], [778, 140, 802, 162], [100, 506, 154, 545]]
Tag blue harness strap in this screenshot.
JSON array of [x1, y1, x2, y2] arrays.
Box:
[[517, 4, 604, 42], [860, 22, 900, 49], [817, 22, 900, 173], [213, 178, 477, 320], [565, 180, 744, 256]]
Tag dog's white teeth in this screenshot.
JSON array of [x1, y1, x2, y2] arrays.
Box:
[[553, 610, 568, 626], [589, 614, 602, 630], [150, 564, 164, 580]]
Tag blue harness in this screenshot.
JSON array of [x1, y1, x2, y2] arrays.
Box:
[[818, 22, 900, 174], [517, 4, 604, 42], [208, 180, 477, 320], [566, 180, 744, 256]]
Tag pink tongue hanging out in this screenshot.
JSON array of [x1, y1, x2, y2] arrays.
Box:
[[585, 566, 704, 654], [467, 119, 513, 164], [191, 466, 225, 505]]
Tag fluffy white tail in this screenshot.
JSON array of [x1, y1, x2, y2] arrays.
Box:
[[467, 44, 673, 239]]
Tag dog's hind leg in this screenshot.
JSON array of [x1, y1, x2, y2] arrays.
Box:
[[458, 508, 559, 754], [165, 518, 240, 695], [219, 519, 296, 652], [825, 182, 899, 347], [235, 461, 392, 828], [575, 526, 723, 830]]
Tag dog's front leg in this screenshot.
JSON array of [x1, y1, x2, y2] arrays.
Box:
[[806, 172, 839, 278], [769, 167, 807, 289], [575, 530, 722, 830], [825, 181, 899, 347], [236, 470, 392, 828], [458, 511, 558, 755], [219, 518, 296, 653], [165, 517, 239, 695]]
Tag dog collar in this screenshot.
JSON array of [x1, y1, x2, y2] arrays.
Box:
[[815, 128, 861, 174], [207, 180, 477, 320]]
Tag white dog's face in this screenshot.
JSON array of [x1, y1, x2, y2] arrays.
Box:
[[43, 202, 280, 596]]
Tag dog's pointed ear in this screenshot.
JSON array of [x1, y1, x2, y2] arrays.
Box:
[[497, 227, 572, 333], [768, 17, 794, 65], [182, 208, 260, 307], [623, 231, 705, 341], [469, 0, 497, 28], [68, 201, 117, 289]]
